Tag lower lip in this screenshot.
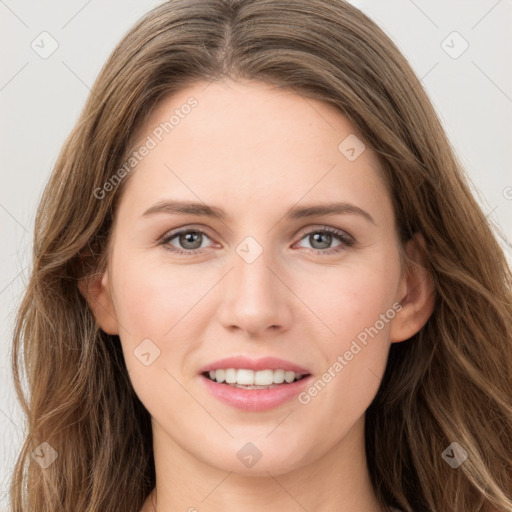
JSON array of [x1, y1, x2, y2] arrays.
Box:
[[199, 374, 313, 412]]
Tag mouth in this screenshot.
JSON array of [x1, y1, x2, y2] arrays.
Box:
[[197, 356, 313, 410], [199, 370, 314, 411], [201, 369, 311, 390]]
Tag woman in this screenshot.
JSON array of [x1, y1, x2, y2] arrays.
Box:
[[10, 1, 512, 511]]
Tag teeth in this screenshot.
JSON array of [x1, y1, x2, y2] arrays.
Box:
[[207, 368, 304, 385]]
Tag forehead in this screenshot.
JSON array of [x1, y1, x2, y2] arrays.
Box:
[[120, 79, 389, 220]]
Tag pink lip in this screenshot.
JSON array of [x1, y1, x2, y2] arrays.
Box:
[[200, 374, 314, 412], [198, 356, 310, 374]]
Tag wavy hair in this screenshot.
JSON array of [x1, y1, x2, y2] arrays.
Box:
[[10, 0, 512, 510]]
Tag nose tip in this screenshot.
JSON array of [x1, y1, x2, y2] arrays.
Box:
[[216, 249, 292, 335]]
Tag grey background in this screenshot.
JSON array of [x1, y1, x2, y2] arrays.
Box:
[[1, 0, 511, 508]]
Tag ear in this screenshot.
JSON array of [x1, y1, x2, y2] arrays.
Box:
[[390, 232, 435, 343], [78, 269, 120, 335]]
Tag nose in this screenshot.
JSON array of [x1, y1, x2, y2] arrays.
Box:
[[216, 244, 293, 337]]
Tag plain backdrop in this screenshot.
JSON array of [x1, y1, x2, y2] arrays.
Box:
[[1, 0, 511, 508]]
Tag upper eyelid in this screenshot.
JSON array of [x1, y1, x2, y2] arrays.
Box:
[[160, 225, 215, 242], [160, 225, 353, 246]]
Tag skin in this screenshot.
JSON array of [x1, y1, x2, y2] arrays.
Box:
[[81, 79, 434, 512]]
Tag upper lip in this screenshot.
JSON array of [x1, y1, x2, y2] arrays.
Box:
[[199, 356, 311, 375]]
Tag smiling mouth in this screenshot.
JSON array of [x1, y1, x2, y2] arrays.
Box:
[[201, 371, 311, 389]]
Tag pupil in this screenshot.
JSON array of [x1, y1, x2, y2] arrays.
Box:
[[181, 232, 202, 249], [311, 232, 331, 249]]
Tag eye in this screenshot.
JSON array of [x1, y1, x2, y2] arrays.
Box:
[[295, 227, 354, 255], [161, 228, 214, 255], [160, 226, 355, 256]]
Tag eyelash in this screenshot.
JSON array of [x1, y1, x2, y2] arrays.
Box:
[[159, 226, 355, 256]]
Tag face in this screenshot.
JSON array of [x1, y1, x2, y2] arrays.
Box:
[[89, 79, 421, 476]]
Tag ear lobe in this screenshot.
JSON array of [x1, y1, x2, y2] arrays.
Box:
[[390, 233, 435, 343], [78, 270, 120, 335]]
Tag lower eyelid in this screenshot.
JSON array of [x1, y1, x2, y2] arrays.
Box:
[[295, 233, 353, 252], [161, 229, 213, 250], [161, 228, 353, 253]]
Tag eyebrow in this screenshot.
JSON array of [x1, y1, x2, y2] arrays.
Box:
[[142, 200, 376, 225]]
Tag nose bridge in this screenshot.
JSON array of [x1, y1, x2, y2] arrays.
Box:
[[235, 242, 273, 293], [232, 235, 277, 303], [217, 234, 291, 333]]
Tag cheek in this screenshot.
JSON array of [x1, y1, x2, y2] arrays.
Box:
[[112, 252, 206, 338], [108, 253, 195, 397], [319, 259, 399, 341], [110, 254, 203, 413], [301, 252, 400, 409]]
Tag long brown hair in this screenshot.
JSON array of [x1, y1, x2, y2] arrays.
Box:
[[10, 1, 512, 510]]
